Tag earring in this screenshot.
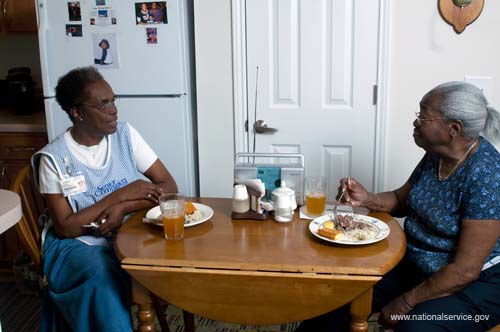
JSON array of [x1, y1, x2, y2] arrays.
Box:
[[450, 129, 456, 139]]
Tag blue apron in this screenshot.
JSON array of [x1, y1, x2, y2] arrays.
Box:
[[32, 123, 139, 332]]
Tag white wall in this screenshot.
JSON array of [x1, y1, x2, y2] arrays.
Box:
[[193, 0, 235, 197], [194, 0, 500, 197], [384, 1, 500, 190]]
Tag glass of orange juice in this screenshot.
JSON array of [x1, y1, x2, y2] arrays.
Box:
[[305, 176, 327, 216], [159, 193, 185, 240]]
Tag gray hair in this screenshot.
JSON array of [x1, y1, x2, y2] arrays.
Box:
[[423, 81, 500, 144], [55, 66, 104, 119]]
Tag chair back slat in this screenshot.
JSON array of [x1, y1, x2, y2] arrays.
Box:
[[11, 166, 45, 270], [20, 172, 43, 240]]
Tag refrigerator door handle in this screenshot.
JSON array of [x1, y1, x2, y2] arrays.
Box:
[[35, 0, 40, 30], [116, 94, 185, 99], [37, 0, 51, 97]]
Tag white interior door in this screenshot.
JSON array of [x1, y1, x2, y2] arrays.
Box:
[[243, 0, 380, 200]]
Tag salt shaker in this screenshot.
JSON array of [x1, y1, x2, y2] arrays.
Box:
[[232, 184, 250, 213], [274, 194, 293, 222]]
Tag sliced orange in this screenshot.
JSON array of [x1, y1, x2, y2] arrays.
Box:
[[185, 201, 197, 215]]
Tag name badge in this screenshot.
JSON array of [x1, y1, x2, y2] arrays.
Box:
[[60, 174, 87, 197]]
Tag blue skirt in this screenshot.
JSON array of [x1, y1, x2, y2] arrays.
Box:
[[40, 229, 133, 332]]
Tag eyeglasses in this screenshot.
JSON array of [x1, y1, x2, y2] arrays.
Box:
[[415, 112, 446, 126], [78, 96, 119, 113]]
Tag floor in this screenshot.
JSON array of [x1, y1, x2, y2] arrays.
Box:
[[0, 282, 41, 332], [0, 276, 383, 332]]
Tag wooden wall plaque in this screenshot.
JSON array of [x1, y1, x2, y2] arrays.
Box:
[[438, 0, 485, 33]]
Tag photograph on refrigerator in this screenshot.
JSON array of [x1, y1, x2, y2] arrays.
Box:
[[67, 2, 81, 21], [92, 33, 119, 68], [146, 28, 158, 44], [66, 24, 83, 37], [135, 2, 168, 25], [89, 9, 116, 26]]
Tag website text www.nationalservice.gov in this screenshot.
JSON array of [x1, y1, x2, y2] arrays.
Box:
[[390, 313, 490, 323]]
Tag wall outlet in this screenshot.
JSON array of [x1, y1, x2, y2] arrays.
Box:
[[464, 76, 493, 101]]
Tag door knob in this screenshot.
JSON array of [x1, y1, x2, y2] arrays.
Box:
[[254, 120, 278, 134]]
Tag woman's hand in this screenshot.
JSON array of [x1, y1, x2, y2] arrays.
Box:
[[116, 179, 164, 203], [336, 178, 369, 206], [378, 294, 414, 329], [94, 204, 125, 235]]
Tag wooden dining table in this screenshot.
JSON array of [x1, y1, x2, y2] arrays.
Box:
[[115, 197, 406, 332]]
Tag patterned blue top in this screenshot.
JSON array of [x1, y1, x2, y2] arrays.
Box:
[[405, 136, 500, 276]]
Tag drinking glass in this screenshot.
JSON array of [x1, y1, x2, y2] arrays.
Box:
[[305, 176, 327, 216], [159, 193, 185, 240]]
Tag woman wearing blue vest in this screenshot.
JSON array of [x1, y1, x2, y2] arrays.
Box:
[[295, 82, 500, 332], [32, 66, 178, 332]]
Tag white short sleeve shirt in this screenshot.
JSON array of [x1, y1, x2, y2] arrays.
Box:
[[38, 123, 157, 194]]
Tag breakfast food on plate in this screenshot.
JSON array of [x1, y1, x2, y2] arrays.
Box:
[[318, 227, 342, 240], [322, 220, 335, 230], [185, 202, 203, 223], [318, 214, 378, 241], [185, 201, 197, 215], [335, 214, 378, 240]]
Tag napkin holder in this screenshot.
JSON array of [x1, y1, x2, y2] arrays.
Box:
[[234, 153, 305, 205], [231, 181, 269, 220]]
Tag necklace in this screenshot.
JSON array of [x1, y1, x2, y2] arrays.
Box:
[[438, 139, 478, 180]]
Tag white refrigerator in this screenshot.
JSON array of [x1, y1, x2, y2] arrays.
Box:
[[36, 0, 198, 196]]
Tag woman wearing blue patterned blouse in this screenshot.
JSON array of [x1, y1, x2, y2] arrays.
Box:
[[296, 81, 500, 332]]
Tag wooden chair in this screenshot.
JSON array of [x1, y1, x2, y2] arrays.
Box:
[[11, 165, 195, 332], [11, 165, 44, 273]]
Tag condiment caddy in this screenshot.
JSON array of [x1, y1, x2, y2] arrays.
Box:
[[231, 182, 268, 220], [231, 180, 298, 222]]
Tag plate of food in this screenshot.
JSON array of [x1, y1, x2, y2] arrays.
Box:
[[309, 212, 390, 245], [143, 202, 214, 228]]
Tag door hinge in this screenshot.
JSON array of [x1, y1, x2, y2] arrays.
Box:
[[372, 84, 378, 105]]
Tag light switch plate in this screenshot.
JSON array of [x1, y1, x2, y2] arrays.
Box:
[[464, 76, 493, 101]]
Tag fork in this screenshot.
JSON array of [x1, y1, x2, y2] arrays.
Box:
[[332, 177, 350, 221], [332, 188, 346, 222], [81, 222, 100, 228], [82, 218, 107, 228]]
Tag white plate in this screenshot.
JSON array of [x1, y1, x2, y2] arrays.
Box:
[[309, 212, 390, 245], [144, 203, 214, 228]]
